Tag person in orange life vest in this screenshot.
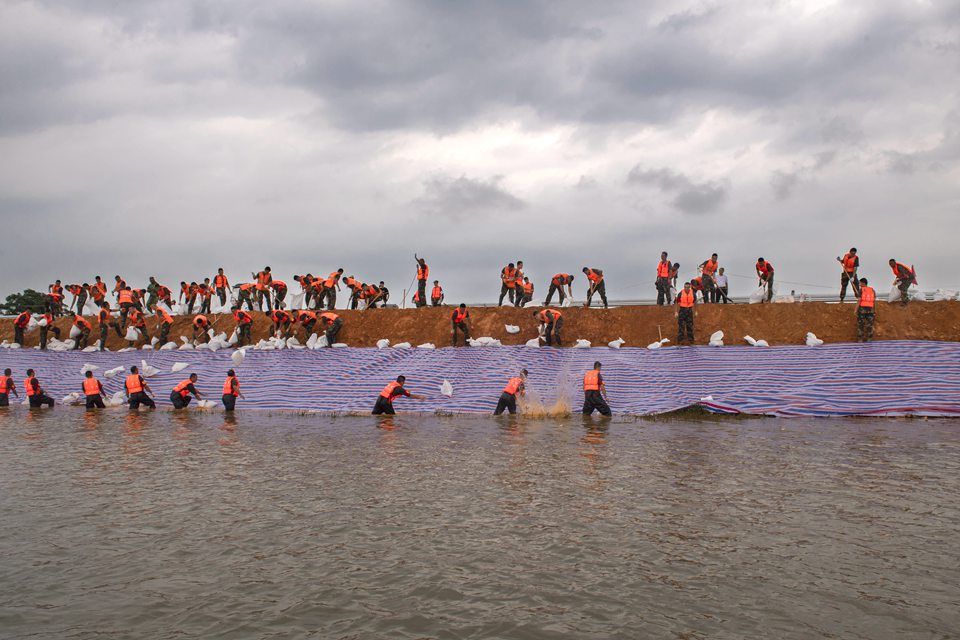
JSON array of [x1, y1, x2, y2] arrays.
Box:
[[197, 279, 213, 315], [24, 369, 54, 408], [545, 273, 574, 306], [498, 262, 519, 306], [655, 252, 673, 305], [155, 282, 174, 311], [378, 281, 390, 307], [73, 313, 92, 350], [132, 288, 146, 312], [534, 308, 563, 346], [319, 312, 342, 346], [361, 283, 382, 309], [308, 277, 327, 311], [66, 283, 88, 313], [113, 275, 126, 300], [582, 361, 611, 417], [170, 373, 203, 409], [675, 281, 697, 345], [213, 268, 231, 307], [755, 258, 775, 302], [414, 254, 428, 308], [38, 312, 61, 350], [343, 276, 363, 309], [837, 248, 860, 302], [855, 277, 876, 342], [155, 305, 174, 345], [582, 267, 608, 308], [518, 277, 534, 307], [222, 369, 245, 412], [233, 306, 254, 346], [82, 370, 105, 409], [125, 365, 155, 410], [298, 310, 317, 340], [13, 310, 31, 346], [97, 302, 114, 350], [689, 276, 704, 302], [90, 276, 108, 305], [127, 308, 150, 347], [431, 281, 444, 306], [235, 282, 257, 311], [179, 281, 198, 315], [512, 260, 525, 307], [411, 289, 422, 306], [0, 368, 19, 407], [889, 258, 917, 306], [372, 375, 426, 415], [117, 286, 136, 329], [253, 266, 273, 312], [322, 269, 343, 309], [294, 274, 315, 308], [271, 309, 293, 339], [451, 303, 470, 347], [699, 253, 719, 303], [669, 263, 680, 290], [270, 279, 288, 310], [494, 369, 528, 415], [47, 280, 64, 316], [192, 314, 211, 344]]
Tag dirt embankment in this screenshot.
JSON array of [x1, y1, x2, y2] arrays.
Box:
[[3, 301, 960, 350]]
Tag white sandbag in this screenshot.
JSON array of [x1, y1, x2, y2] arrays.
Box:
[[178, 343, 195, 350], [62, 339, 76, 350], [887, 285, 900, 303], [376, 339, 390, 349], [440, 380, 453, 397], [195, 343, 211, 351], [231, 349, 245, 366], [286, 337, 301, 347], [744, 335, 758, 346], [290, 292, 305, 309], [80, 363, 99, 375], [140, 360, 160, 377], [573, 339, 591, 349], [195, 399, 218, 410], [393, 342, 412, 349], [207, 341, 221, 352], [123, 327, 139, 341], [82, 345, 100, 352], [505, 324, 520, 334], [312, 334, 329, 349], [9, 343, 20, 349], [773, 294, 795, 303], [932, 288, 958, 301], [104, 366, 124, 379], [227, 329, 239, 346], [417, 343, 436, 349], [62, 392, 83, 405], [107, 391, 126, 407], [332, 343, 348, 348], [909, 286, 925, 302], [471, 337, 502, 347], [159, 341, 177, 350], [755, 339, 770, 347], [647, 338, 670, 349], [69, 324, 83, 339], [150, 336, 159, 346], [117, 347, 136, 352], [805, 333, 823, 346], [83, 300, 101, 316], [748, 287, 766, 304], [608, 338, 625, 349], [561, 298, 572, 308], [171, 362, 190, 373], [37, 317, 48, 328], [525, 338, 541, 348], [141, 345, 154, 350], [709, 330, 724, 347], [467, 338, 481, 347]]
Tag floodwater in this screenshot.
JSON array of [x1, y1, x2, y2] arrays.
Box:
[[1, 410, 958, 640]]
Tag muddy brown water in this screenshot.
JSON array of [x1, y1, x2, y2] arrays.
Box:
[[1, 410, 958, 639]]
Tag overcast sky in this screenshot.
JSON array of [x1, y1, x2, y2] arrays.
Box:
[[1, 0, 958, 304]]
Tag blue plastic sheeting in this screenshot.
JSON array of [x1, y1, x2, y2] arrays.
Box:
[[1, 341, 959, 417]]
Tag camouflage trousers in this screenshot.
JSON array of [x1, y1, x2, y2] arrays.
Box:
[[857, 308, 875, 342], [677, 308, 694, 344]]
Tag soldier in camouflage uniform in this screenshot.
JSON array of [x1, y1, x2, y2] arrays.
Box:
[[675, 281, 696, 345], [856, 277, 876, 342], [889, 259, 916, 306]]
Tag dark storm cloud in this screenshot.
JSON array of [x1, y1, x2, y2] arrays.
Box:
[[413, 174, 525, 219], [627, 166, 728, 214]]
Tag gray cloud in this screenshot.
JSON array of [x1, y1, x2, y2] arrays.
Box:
[[627, 166, 728, 214], [413, 175, 525, 219]]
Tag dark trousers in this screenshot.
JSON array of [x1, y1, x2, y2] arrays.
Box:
[[199, 297, 211, 314], [897, 279, 911, 305], [128, 392, 156, 409], [39, 326, 61, 350], [586, 281, 608, 307], [119, 302, 132, 328], [431, 297, 442, 307], [349, 291, 360, 309], [302, 320, 316, 340], [29, 394, 55, 408], [75, 328, 90, 350], [170, 392, 192, 409], [85, 394, 105, 409], [186, 295, 197, 315], [656, 277, 672, 305], [275, 287, 287, 310], [238, 292, 255, 311], [677, 307, 694, 344], [416, 280, 427, 307], [763, 276, 774, 302], [14, 326, 25, 345], [857, 308, 875, 341], [494, 392, 518, 415], [545, 318, 563, 346], [159, 323, 171, 345], [217, 287, 227, 307], [716, 286, 731, 304], [222, 394, 237, 411], [544, 283, 566, 305], [75, 293, 87, 313], [452, 321, 470, 346], [582, 390, 611, 416], [324, 318, 342, 346], [498, 283, 515, 306], [238, 323, 252, 346], [701, 275, 714, 304], [519, 293, 532, 307], [0, 394, 9, 407], [322, 288, 336, 310], [372, 396, 395, 415], [99, 325, 108, 351], [840, 273, 860, 301]]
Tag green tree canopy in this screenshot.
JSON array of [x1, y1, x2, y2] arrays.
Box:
[[0, 289, 48, 316]]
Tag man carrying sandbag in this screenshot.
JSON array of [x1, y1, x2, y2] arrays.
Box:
[[889, 259, 918, 306]]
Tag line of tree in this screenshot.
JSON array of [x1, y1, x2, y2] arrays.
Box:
[[0, 289, 49, 316]]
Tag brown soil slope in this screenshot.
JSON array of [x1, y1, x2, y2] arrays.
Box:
[[3, 302, 960, 349]]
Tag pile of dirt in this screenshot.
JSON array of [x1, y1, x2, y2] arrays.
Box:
[[3, 301, 960, 350]]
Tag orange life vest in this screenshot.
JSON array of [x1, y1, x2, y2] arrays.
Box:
[[417, 263, 428, 281], [702, 259, 718, 276], [118, 290, 133, 304], [0, 375, 10, 395], [74, 316, 91, 330], [98, 308, 110, 324], [193, 314, 208, 328], [271, 280, 286, 290], [198, 285, 211, 298], [859, 286, 876, 308], [67, 285, 82, 295], [271, 310, 290, 324], [538, 309, 561, 323], [50, 283, 63, 295], [583, 370, 600, 391], [83, 378, 101, 396], [380, 381, 403, 400], [756, 261, 773, 276], [452, 308, 468, 324], [552, 273, 570, 286], [223, 376, 239, 396], [503, 377, 523, 395], [657, 261, 671, 278], [92, 282, 107, 300], [324, 272, 340, 288], [114, 279, 126, 293], [320, 312, 339, 324], [432, 286, 442, 299], [214, 274, 228, 288], [129, 310, 146, 327], [842, 254, 857, 273], [501, 266, 518, 287], [299, 311, 317, 323], [234, 310, 252, 324], [344, 277, 360, 290], [157, 308, 173, 325], [15, 311, 30, 327], [239, 282, 256, 292], [173, 379, 193, 398], [678, 290, 695, 308], [585, 268, 603, 284], [257, 271, 271, 290], [891, 262, 914, 280], [522, 281, 534, 295], [125, 374, 143, 394], [24, 377, 37, 396]]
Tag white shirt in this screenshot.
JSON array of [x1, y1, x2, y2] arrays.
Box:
[[714, 274, 728, 288]]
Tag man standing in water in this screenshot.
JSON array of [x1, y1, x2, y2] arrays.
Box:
[[373, 376, 426, 415], [582, 361, 612, 417], [125, 365, 156, 410], [494, 369, 528, 415], [222, 369, 245, 411]]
